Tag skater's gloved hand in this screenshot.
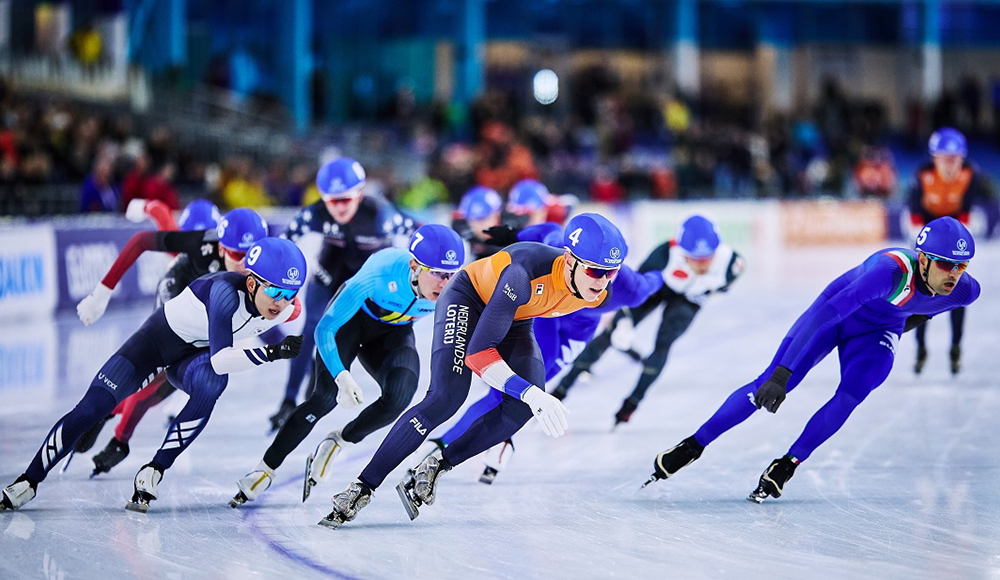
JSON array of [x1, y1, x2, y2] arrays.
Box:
[[335, 370, 365, 407], [521, 385, 569, 437], [77, 283, 113, 326], [481, 225, 520, 247], [266, 335, 303, 361], [125, 198, 150, 223], [754, 366, 792, 413], [610, 316, 635, 351]]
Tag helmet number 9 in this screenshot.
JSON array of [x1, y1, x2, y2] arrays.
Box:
[[410, 231, 424, 252], [567, 227, 583, 247], [916, 226, 930, 246], [246, 245, 262, 265]]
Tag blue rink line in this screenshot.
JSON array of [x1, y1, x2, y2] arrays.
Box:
[[241, 453, 369, 580]]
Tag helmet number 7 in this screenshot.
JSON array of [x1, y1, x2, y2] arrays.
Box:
[[410, 231, 424, 252]]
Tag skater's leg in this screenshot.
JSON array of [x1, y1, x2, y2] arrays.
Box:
[[438, 390, 503, 446], [786, 331, 896, 461], [357, 290, 483, 491], [624, 300, 698, 406], [443, 321, 543, 466], [694, 330, 836, 447], [262, 353, 340, 470], [114, 373, 175, 443], [150, 354, 228, 470], [342, 326, 420, 443]]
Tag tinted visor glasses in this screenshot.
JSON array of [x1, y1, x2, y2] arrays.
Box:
[[323, 194, 361, 206], [255, 277, 298, 301], [926, 254, 970, 275], [420, 265, 456, 281], [223, 247, 247, 262]]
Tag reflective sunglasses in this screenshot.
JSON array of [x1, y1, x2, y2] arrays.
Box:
[[223, 247, 247, 262], [420, 264, 456, 281], [257, 279, 298, 301], [323, 194, 360, 206], [684, 254, 714, 266], [581, 264, 620, 280], [926, 254, 970, 275]]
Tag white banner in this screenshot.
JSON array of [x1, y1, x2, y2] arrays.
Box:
[[0, 224, 58, 319]]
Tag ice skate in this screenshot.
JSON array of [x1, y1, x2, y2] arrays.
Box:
[[303, 431, 345, 502], [747, 455, 798, 503], [914, 345, 928, 374], [478, 439, 514, 485], [1, 476, 37, 511], [405, 437, 446, 479], [267, 400, 296, 433], [91, 437, 130, 478], [126, 463, 163, 513], [642, 435, 704, 487], [74, 414, 113, 454], [396, 450, 450, 520], [230, 461, 275, 508], [318, 482, 372, 529], [950, 344, 961, 375], [613, 399, 639, 427]]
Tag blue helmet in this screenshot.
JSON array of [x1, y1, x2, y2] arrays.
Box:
[[316, 157, 366, 198], [677, 215, 720, 258], [217, 208, 269, 251], [928, 127, 967, 157], [246, 237, 308, 291], [507, 179, 549, 214], [915, 216, 975, 261], [179, 199, 222, 231], [409, 224, 465, 271], [563, 213, 627, 267], [458, 186, 503, 220]]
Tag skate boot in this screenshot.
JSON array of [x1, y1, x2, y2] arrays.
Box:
[[318, 481, 372, 529], [303, 431, 346, 502], [91, 437, 130, 478], [0, 475, 37, 511], [914, 346, 928, 375], [268, 400, 296, 433], [230, 461, 275, 508], [748, 455, 799, 503], [126, 463, 163, 513], [643, 436, 704, 487], [405, 437, 447, 480], [614, 399, 639, 426], [396, 450, 451, 521], [74, 414, 113, 454], [950, 344, 962, 375], [479, 439, 514, 485]]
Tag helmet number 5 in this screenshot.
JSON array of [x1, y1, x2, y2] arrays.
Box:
[[568, 227, 583, 246], [410, 231, 424, 252], [916, 226, 930, 246], [247, 245, 262, 265]]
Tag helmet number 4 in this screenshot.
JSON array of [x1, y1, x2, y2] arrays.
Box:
[[568, 227, 583, 246], [916, 226, 930, 246], [247, 245, 262, 265], [410, 231, 424, 252]]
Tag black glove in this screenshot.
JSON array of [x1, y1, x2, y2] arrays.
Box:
[[754, 365, 792, 413], [481, 225, 520, 247], [265, 335, 303, 361], [903, 315, 930, 333]]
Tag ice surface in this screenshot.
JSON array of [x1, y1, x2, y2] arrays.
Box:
[[2, 242, 999, 579]]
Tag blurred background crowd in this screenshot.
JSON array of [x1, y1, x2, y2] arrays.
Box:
[[3, 0, 1000, 217]]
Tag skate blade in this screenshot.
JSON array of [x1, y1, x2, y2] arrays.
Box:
[[229, 492, 248, 509], [747, 488, 768, 503], [317, 512, 346, 529], [395, 481, 420, 521], [303, 456, 314, 502], [125, 500, 150, 513], [479, 467, 497, 485]]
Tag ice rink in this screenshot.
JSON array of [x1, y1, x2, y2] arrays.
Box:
[[2, 242, 999, 580]]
